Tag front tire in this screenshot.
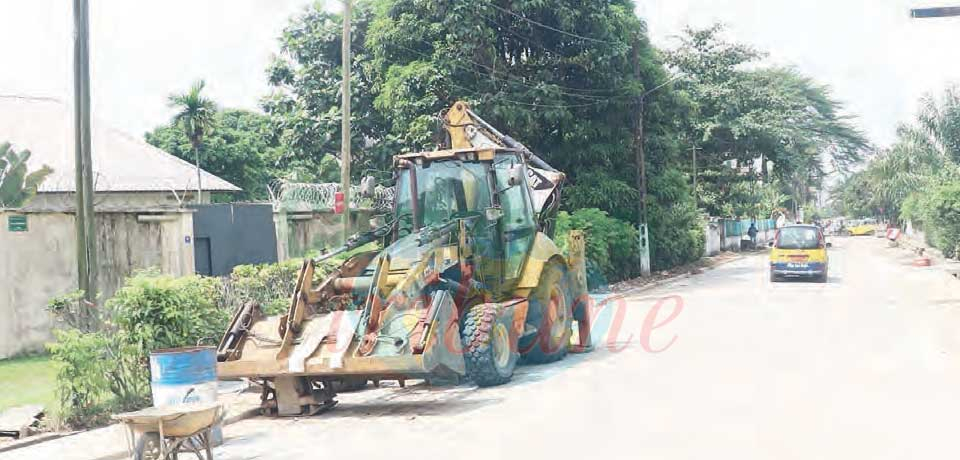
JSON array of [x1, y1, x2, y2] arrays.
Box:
[[462, 303, 517, 387], [134, 432, 162, 460], [522, 263, 573, 364]]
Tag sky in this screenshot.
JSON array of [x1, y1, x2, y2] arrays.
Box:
[[0, 0, 318, 137], [638, 0, 960, 148], [1, 1, 959, 148]]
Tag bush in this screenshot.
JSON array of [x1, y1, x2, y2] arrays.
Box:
[[47, 329, 150, 427], [222, 259, 306, 315], [109, 270, 229, 352], [902, 183, 960, 257], [556, 208, 640, 286], [647, 169, 705, 269], [49, 270, 229, 427], [47, 330, 111, 425]]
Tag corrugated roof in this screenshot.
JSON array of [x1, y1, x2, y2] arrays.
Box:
[[0, 95, 240, 193]]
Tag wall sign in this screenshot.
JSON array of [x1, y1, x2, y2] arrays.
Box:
[[7, 215, 27, 232]]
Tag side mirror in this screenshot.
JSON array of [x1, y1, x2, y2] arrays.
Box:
[[485, 207, 504, 222], [360, 176, 377, 198], [507, 165, 525, 187]]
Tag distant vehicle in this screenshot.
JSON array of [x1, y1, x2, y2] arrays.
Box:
[[769, 224, 830, 282], [846, 218, 878, 236]]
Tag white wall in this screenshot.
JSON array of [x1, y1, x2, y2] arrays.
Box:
[[25, 191, 212, 212], [0, 210, 195, 358]]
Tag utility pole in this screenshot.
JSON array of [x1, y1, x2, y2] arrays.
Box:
[[340, 0, 352, 244], [631, 37, 683, 277], [692, 146, 701, 207], [632, 37, 651, 277], [73, 0, 97, 303]]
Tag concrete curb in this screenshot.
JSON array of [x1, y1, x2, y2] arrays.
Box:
[[1, 405, 262, 459], [614, 252, 747, 298], [86, 406, 262, 460], [0, 431, 80, 454]]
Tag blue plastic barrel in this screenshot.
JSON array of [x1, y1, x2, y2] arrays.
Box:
[[149, 346, 221, 443], [149, 347, 218, 406]]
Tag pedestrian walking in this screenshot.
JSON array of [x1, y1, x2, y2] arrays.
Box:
[[748, 221, 759, 248]]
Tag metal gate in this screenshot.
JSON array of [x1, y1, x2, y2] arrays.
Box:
[[191, 204, 278, 276]]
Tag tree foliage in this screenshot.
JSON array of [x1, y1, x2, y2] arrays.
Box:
[[146, 109, 285, 200], [833, 85, 960, 222], [265, 0, 704, 269], [0, 142, 52, 208], [667, 25, 868, 218]]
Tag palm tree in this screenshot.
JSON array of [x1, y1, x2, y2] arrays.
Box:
[[168, 80, 217, 204]]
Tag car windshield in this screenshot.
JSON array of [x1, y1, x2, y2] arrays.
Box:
[[394, 161, 491, 231], [776, 227, 821, 250]]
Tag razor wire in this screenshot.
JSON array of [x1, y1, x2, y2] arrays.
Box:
[[269, 180, 394, 212]]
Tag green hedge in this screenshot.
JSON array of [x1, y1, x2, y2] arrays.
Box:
[[902, 182, 960, 257], [556, 208, 640, 287], [46, 257, 345, 427]]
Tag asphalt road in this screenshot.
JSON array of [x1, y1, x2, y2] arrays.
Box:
[[21, 236, 959, 460]]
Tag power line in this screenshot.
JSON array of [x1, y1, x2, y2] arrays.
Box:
[[444, 79, 609, 109], [471, 6, 633, 96], [487, 3, 621, 45], [389, 39, 631, 104]]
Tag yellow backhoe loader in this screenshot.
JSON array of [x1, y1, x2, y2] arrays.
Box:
[[216, 102, 591, 416]]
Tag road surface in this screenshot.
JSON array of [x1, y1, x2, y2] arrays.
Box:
[[12, 236, 960, 459]]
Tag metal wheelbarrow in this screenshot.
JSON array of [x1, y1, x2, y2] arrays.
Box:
[[112, 402, 222, 460]]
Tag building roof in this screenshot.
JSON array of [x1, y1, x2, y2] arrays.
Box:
[[0, 95, 240, 193]]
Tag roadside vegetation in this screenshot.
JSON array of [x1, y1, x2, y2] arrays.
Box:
[[833, 85, 960, 256], [33, 0, 874, 428], [44, 255, 352, 428], [142, 2, 864, 272]]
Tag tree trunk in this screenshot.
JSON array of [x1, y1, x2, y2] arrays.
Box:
[[193, 138, 203, 204]]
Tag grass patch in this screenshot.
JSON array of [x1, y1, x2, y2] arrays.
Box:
[[0, 355, 59, 413]]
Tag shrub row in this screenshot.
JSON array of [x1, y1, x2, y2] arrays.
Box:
[[47, 258, 340, 427]]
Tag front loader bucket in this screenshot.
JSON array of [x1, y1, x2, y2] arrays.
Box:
[[217, 289, 466, 415], [217, 293, 465, 380]]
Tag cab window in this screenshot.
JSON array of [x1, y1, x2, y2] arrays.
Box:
[[494, 155, 536, 279], [775, 227, 823, 250]]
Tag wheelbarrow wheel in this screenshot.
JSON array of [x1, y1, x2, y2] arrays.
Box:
[[134, 432, 163, 460]]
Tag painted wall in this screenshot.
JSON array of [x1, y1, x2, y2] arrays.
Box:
[[0, 210, 195, 358], [276, 209, 377, 261], [24, 191, 212, 212], [705, 218, 777, 254]]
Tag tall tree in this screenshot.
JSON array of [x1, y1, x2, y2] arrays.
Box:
[[265, 0, 703, 268], [833, 85, 960, 220], [146, 109, 287, 201], [667, 25, 868, 217], [168, 80, 217, 203], [0, 142, 52, 208]]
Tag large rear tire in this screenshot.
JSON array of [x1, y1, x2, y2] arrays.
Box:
[[522, 263, 573, 364], [462, 303, 517, 387]]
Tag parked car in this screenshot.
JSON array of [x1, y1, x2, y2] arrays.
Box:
[[846, 218, 878, 236], [769, 224, 830, 283]]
